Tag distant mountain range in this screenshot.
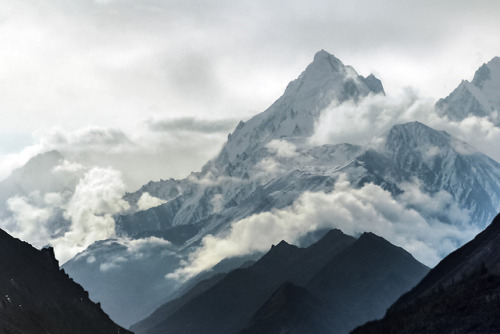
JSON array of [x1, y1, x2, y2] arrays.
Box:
[[0, 227, 130, 334], [1, 50, 500, 329], [131, 229, 428, 334], [352, 213, 500, 334], [64, 51, 500, 326], [436, 56, 500, 125]]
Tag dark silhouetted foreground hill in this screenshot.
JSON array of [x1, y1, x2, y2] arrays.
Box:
[[352, 213, 500, 334], [0, 227, 131, 334], [132, 229, 428, 334]]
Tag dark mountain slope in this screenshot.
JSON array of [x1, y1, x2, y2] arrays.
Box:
[[352, 214, 500, 334], [390, 213, 500, 310], [132, 230, 356, 334], [0, 228, 131, 334], [352, 269, 500, 334], [240, 282, 337, 334], [132, 229, 428, 334], [306, 232, 429, 333]]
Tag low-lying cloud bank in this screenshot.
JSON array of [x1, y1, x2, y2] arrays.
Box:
[[169, 175, 478, 282]]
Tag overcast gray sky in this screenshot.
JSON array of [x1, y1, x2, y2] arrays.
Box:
[[1, 0, 500, 186]]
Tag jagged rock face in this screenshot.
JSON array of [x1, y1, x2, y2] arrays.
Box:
[[352, 214, 500, 334], [0, 228, 130, 334], [436, 56, 500, 125]]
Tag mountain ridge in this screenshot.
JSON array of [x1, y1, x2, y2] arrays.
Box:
[[0, 227, 131, 334], [436, 56, 500, 125], [352, 213, 500, 334], [132, 229, 428, 334]]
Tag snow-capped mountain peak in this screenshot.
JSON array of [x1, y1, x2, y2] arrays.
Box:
[[377, 121, 500, 224], [282, 49, 383, 104], [212, 50, 384, 167], [436, 56, 500, 124], [472, 56, 500, 88]]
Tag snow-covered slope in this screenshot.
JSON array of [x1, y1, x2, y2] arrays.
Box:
[[0, 227, 131, 334], [62, 51, 500, 328], [377, 121, 500, 225], [210, 49, 384, 172], [68, 123, 500, 328], [118, 121, 500, 242], [436, 57, 500, 124]]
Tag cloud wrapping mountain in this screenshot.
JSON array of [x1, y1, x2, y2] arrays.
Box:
[[0, 159, 131, 262], [2, 50, 500, 327], [170, 175, 475, 282]]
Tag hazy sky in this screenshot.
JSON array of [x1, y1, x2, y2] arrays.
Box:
[[2, 0, 500, 186]]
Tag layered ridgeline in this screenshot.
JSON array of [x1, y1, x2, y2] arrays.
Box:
[[62, 51, 500, 327], [131, 229, 428, 334], [0, 227, 130, 334], [436, 56, 500, 125], [352, 213, 500, 333]]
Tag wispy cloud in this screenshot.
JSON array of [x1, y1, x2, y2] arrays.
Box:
[[0, 117, 237, 189], [310, 87, 500, 163], [96, 237, 174, 272], [147, 117, 238, 134], [169, 175, 477, 282], [137, 192, 167, 211]]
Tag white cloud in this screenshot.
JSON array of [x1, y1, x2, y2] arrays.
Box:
[[310, 88, 431, 146], [396, 181, 471, 226], [169, 175, 478, 282], [137, 192, 167, 211], [253, 157, 286, 179], [0, 120, 233, 190], [147, 117, 238, 134], [309, 87, 500, 164], [266, 139, 298, 158], [96, 237, 173, 272], [210, 194, 224, 214], [3, 195, 52, 248], [2, 0, 500, 145], [1, 164, 133, 263], [51, 167, 130, 262], [428, 115, 500, 162]]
